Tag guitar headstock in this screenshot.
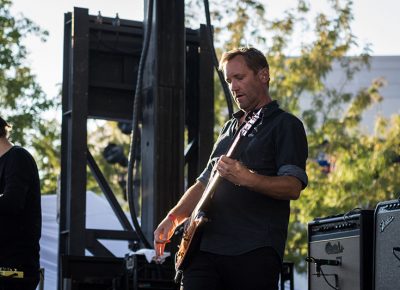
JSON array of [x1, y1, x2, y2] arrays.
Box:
[[240, 108, 263, 137]]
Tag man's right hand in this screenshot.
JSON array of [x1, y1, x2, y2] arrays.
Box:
[[153, 215, 177, 257], [153, 181, 206, 258]]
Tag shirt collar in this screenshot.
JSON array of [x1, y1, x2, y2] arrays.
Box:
[[232, 100, 280, 120]]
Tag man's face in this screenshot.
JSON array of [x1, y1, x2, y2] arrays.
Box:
[[224, 55, 269, 112]]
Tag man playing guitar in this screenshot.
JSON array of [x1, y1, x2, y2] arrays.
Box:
[[154, 47, 308, 290]]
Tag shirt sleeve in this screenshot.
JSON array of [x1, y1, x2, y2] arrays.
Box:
[[0, 149, 34, 214], [275, 114, 309, 188]]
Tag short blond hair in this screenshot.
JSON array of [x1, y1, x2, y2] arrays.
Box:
[[219, 47, 269, 74]]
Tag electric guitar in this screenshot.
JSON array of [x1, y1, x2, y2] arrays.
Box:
[[175, 108, 263, 273]]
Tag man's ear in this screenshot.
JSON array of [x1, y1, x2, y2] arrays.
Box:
[[259, 68, 270, 83]]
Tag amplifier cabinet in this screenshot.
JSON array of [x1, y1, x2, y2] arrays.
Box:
[[308, 210, 373, 290], [374, 199, 400, 290]]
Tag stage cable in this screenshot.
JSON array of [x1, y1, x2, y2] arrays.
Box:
[[342, 207, 362, 222], [203, 0, 234, 117], [126, 0, 154, 249], [306, 256, 340, 290], [393, 247, 400, 262], [319, 266, 339, 290]]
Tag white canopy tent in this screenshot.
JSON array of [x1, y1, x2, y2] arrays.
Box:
[[39, 191, 131, 290]]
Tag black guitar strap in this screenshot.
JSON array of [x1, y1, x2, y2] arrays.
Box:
[[232, 108, 284, 160]]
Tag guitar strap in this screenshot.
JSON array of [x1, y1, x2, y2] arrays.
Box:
[[232, 107, 284, 161]]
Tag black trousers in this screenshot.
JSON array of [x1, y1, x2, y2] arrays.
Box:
[[181, 247, 281, 290]]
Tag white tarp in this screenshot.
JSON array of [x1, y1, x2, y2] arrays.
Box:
[[39, 191, 131, 290]]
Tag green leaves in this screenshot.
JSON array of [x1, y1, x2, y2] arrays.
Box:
[[0, 0, 56, 193], [3, 0, 398, 271], [195, 0, 399, 272]]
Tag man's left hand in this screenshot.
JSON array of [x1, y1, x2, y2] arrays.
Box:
[[216, 155, 250, 186]]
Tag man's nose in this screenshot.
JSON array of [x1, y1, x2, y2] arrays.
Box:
[[230, 80, 238, 91]]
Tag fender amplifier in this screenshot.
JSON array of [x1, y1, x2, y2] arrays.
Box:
[[374, 199, 400, 290], [308, 210, 373, 290]]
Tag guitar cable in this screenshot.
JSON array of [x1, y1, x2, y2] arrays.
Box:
[[203, 0, 234, 117], [126, 0, 154, 249], [127, 0, 235, 250]]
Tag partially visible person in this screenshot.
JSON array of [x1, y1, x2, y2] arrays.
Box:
[[0, 116, 41, 290]]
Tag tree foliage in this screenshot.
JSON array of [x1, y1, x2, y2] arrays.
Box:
[[86, 120, 131, 209], [3, 0, 400, 272], [187, 0, 400, 272], [0, 0, 60, 195]]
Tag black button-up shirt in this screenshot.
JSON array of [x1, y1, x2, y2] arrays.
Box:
[[197, 100, 308, 259]]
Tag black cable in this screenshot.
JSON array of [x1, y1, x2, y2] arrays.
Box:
[[393, 247, 400, 262], [306, 256, 339, 290], [343, 207, 362, 222], [319, 266, 339, 290], [203, 0, 234, 117], [126, 0, 154, 249]]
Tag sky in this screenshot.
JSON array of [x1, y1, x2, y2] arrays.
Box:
[[9, 0, 400, 101]]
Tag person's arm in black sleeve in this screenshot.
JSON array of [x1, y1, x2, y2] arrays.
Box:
[[0, 150, 32, 214]]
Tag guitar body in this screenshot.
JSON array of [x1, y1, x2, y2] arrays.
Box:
[[175, 211, 208, 271]]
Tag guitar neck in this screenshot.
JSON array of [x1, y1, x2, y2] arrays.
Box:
[[191, 127, 243, 219], [192, 172, 221, 218], [176, 109, 263, 272]]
